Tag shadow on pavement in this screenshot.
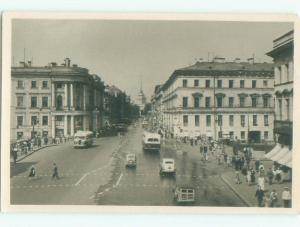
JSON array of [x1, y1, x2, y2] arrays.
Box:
[[10, 161, 38, 177]]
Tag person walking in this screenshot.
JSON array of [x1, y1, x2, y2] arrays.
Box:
[[12, 146, 18, 164], [258, 175, 265, 191], [267, 167, 274, 185], [255, 186, 265, 207], [270, 189, 278, 207], [52, 163, 60, 180], [235, 171, 242, 184], [275, 168, 282, 184], [282, 187, 291, 208], [28, 165, 36, 180]]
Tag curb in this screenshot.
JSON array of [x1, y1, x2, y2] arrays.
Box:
[[15, 144, 57, 162], [220, 174, 252, 207]]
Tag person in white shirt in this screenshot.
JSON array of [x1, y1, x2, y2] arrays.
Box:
[[282, 187, 291, 208]]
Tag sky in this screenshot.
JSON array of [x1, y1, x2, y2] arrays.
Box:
[[12, 19, 293, 102]]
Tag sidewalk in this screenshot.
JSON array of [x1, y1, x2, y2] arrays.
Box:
[[11, 142, 63, 163], [165, 137, 292, 207], [221, 168, 292, 207]]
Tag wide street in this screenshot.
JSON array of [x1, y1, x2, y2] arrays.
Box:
[[11, 123, 245, 206]]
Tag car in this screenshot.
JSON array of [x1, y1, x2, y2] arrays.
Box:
[[125, 153, 137, 168], [173, 185, 195, 204], [159, 158, 176, 176]]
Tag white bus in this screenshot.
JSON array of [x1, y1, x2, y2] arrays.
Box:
[[142, 131, 161, 151], [73, 131, 94, 148]]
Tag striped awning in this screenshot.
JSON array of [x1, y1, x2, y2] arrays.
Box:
[[265, 144, 281, 159], [272, 146, 289, 162], [278, 150, 292, 168]]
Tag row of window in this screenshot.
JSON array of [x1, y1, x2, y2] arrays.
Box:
[[17, 96, 49, 108], [17, 80, 50, 89], [182, 79, 269, 89], [217, 131, 269, 140], [181, 114, 269, 127], [182, 96, 270, 108], [17, 115, 49, 127]]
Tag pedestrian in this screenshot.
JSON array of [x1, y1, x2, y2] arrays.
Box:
[[223, 153, 228, 165], [255, 160, 260, 172], [264, 192, 271, 207], [247, 169, 251, 186], [28, 165, 36, 179], [12, 146, 18, 164], [227, 155, 231, 167], [38, 137, 42, 148], [275, 168, 282, 184], [52, 163, 60, 180], [255, 186, 265, 207], [282, 187, 291, 208], [259, 163, 265, 176], [258, 175, 265, 191], [267, 167, 274, 185], [235, 171, 242, 184], [270, 189, 278, 207], [250, 168, 256, 184]]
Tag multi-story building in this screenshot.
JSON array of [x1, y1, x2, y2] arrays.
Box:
[[136, 88, 147, 114], [103, 85, 136, 125], [11, 58, 104, 142], [159, 58, 274, 143], [151, 84, 164, 127], [266, 30, 293, 169]]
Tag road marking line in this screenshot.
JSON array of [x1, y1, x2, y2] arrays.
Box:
[[114, 173, 123, 188], [75, 173, 88, 186]]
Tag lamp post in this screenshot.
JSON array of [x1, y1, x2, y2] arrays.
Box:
[[31, 119, 39, 140]]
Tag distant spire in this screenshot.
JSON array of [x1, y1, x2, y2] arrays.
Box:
[[140, 76, 143, 92]]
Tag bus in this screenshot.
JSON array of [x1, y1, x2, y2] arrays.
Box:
[[142, 131, 161, 151], [73, 131, 94, 148]]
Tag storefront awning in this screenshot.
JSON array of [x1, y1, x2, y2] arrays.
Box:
[[272, 146, 289, 162], [278, 150, 292, 168], [265, 144, 281, 159]]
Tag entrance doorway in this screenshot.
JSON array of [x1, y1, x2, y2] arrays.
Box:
[[248, 131, 261, 143]]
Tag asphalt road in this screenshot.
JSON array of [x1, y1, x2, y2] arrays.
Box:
[[11, 123, 245, 206]]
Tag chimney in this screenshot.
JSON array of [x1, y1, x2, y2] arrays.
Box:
[[27, 61, 32, 67], [19, 61, 26, 67], [50, 62, 57, 67], [213, 57, 225, 63], [72, 64, 78, 68], [247, 58, 254, 64], [64, 58, 71, 67], [234, 58, 241, 63]]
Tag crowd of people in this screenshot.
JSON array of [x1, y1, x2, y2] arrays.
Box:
[[11, 136, 71, 164], [159, 128, 292, 208]]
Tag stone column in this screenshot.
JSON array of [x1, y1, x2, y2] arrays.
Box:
[[64, 115, 68, 137], [83, 115, 86, 130], [83, 85, 86, 110], [64, 83, 68, 109], [51, 83, 55, 108], [51, 116, 56, 138], [94, 89, 97, 107], [70, 83, 74, 109], [70, 115, 74, 136]]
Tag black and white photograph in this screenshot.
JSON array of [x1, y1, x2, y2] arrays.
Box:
[[1, 13, 297, 212]]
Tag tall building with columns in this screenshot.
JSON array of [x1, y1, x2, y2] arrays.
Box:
[[265, 30, 293, 169], [158, 58, 274, 143], [11, 58, 104, 142]]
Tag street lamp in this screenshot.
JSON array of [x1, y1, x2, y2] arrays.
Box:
[[31, 119, 39, 140]]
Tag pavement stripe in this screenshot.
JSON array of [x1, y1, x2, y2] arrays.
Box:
[[75, 173, 88, 186]]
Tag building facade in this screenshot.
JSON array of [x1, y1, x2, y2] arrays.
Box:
[[159, 58, 274, 143], [266, 30, 293, 168], [136, 89, 147, 114], [11, 58, 105, 142]]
